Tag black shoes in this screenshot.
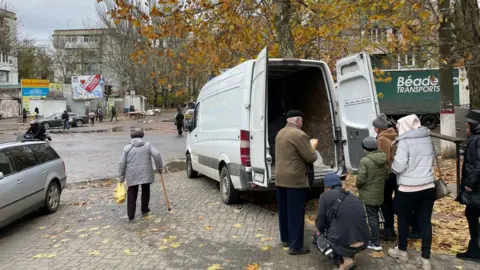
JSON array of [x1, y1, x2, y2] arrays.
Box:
[[456, 251, 480, 263], [289, 247, 310, 255]]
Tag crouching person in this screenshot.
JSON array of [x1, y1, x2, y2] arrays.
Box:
[[314, 173, 370, 270]]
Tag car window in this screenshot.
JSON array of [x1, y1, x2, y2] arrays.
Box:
[[8, 146, 39, 171], [68, 113, 77, 117], [193, 102, 200, 130], [0, 150, 16, 177], [29, 144, 60, 164]]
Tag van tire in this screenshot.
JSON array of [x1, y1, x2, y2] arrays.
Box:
[[186, 154, 198, 178], [421, 114, 438, 129], [41, 181, 61, 214], [220, 166, 240, 205]]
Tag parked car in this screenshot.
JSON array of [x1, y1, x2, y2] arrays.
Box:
[[186, 49, 379, 204], [40, 112, 88, 129], [0, 141, 67, 228]]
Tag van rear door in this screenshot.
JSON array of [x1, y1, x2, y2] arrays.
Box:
[[249, 47, 269, 187], [336, 53, 379, 171]]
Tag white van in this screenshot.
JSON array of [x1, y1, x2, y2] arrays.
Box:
[[186, 48, 380, 204]]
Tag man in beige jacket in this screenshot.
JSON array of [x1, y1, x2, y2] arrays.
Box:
[[275, 110, 317, 255]]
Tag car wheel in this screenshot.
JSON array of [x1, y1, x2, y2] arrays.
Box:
[[220, 166, 240, 205], [186, 154, 198, 178], [42, 122, 50, 129], [75, 119, 83, 127], [421, 114, 438, 130], [41, 181, 61, 214]]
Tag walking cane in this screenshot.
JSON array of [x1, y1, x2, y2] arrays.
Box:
[[159, 171, 171, 212]]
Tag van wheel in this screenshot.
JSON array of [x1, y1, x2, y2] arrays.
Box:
[[186, 154, 198, 178], [220, 166, 240, 205], [421, 114, 438, 129], [41, 181, 61, 214]]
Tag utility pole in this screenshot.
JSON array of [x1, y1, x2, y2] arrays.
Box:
[[439, 0, 456, 158]]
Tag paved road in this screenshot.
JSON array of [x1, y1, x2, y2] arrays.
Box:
[[0, 172, 476, 270]]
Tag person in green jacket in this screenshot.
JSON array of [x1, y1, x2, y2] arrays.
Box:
[[356, 136, 389, 252]]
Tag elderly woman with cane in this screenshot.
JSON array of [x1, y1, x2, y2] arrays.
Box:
[[118, 129, 164, 221]]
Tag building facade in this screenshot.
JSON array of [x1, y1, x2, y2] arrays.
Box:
[[0, 8, 18, 87]]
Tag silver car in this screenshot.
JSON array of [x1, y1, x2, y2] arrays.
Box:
[[0, 141, 67, 227]]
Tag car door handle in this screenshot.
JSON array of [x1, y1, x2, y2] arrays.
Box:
[[42, 170, 47, 174], [16, 179, 23, 184]]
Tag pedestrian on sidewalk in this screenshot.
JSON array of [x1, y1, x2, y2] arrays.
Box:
[[275, 110, 317, 255], [98, 107, 104, 122], [372, 113, 398, 241], [118, 129, 163, 221], [456, 109, 480, 263], [89, 110, 95, 125], [388, 114, 436, 270], [62, 110, 70, 132], [110, 106, 117, 122], [95, 107, 100, 122], [175, 108, 184, 135], [315, 173, 370, 270], [356, 137, 389, 252], [22, 108, 27, 123]]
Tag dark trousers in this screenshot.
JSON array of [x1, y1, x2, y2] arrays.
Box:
[[127, 184, 151, 220], [465, 205, 480, 254], [111, 114, 117, 122], [90, 118, 95, 125], [276, 187, 308, 250], [396, 188, 436, 259], [176, 124, 183, 135], [382, 173, 397, 232], [365, 205, 380, 245]]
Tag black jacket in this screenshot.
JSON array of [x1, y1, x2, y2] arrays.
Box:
[[315, 187, 370, 247], [27, 124, 46, 139], [62, 112, 69, 120], [175, 112, 184, 125], [458, 123, 480, 207]]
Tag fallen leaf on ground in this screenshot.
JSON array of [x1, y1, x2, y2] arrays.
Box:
[[33, 253, 57, 259], [88, 250, 102, 256], [60, 239, 70, 243], [260, 237, 273, 242], [455, 266, 463, 269], [233, 223, 243, 228], [198, 216, 205, 220], [89, 227, 99, 231], [143, 214, 155, 220], [204, 226, 214, 231], [103, 225, 111, 229], [207, 264, 223, 270], [371, 251, 384, 258], [101, 239, 110, 244], [170, 242, 181, 248], [246, 263, 259, 270], [305, 215, 315, 225], [261, 245, 272, 251], [234, 209, 241, 213], [162, 236, 177, 243], [232, 236, 239, 239], [199, 244, 205, 247], [38, 226, 46, 230], [79, 234, 88, 238], [123, 249, 133, 255], [255, 234, 263, 238], [76, 228, 86, 232], [283, 247, 289, 251], [64, 229, 72, 233], [158, 245, 168, 250], [53, 244, 62, 248]]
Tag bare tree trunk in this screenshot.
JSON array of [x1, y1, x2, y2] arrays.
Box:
[[273, 0, 295, 58], [439, 0, 456, 158], [466, 65, 480, 109]]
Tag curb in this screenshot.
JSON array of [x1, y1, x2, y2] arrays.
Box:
[[49, 126, 124, 134]]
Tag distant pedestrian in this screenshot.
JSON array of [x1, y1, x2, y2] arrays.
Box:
[[89, 110, 95, 125], [388, 114, 435, 270], [372, 113, 398, 241], [175, 108, 184, 135], [110, 106, 117, 122], [356, 137, 389, 252], [22, 108, 27, 123], [95, 107, 100, 121], [67, 105, 72, 113], [118, 129, 163, 221], [275, 110, 317, 255], [456, 109, 480, 263], [34, 107, 39, 118], [62, 110, 70, 132], [98, 108, 104, 122]]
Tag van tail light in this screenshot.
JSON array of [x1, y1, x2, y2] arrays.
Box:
[[240, 130, 251, 167]]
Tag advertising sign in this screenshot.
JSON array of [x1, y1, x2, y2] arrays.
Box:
[[21, 79, 50, 97], [72, 74, 104, 100]]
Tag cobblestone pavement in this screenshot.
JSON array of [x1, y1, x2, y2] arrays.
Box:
[[0, 172, 477, 270]]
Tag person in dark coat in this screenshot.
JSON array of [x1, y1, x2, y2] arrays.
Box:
[[456, 109, 480, 262], [110, 106, 117, 122], [34, 107, 39, 118], [315, 173, 370, 270], [26, 121, 47, 140], [175, 108, 184, 135], [61, 110, 70, 132], [275, 110, 317, 255], [22, 108, 27, 123]]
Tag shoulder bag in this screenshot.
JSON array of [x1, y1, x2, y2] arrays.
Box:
[[431, 141, 451, 200]]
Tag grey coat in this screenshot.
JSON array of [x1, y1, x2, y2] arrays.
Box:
[[118, 138, 163, 186], [392, 127, 435, 186]]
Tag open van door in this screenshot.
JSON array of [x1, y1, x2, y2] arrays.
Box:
[[336, 52, 379, 171], [249, 47, 269, 187]]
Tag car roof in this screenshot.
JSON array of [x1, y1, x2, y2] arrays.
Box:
[[0, 140, 48, 150]]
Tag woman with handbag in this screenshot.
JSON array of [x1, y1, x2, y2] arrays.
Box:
[[456, 110, 480, 262], [387, 114, 436, 270]]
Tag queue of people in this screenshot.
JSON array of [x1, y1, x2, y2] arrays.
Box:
[[274, 110, 480, 269]]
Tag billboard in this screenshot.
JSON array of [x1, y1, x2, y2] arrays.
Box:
[[72, 74, 104, 100], [21, 79, 50, 97]]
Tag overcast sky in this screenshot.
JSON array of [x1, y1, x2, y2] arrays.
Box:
[[6, 0, 101, 45]]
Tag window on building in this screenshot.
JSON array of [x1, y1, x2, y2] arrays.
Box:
[[370, 28, 387, 43], [83, 35, 100, 43], [66, 36, 77, 43], [399, 53, 416, 68]]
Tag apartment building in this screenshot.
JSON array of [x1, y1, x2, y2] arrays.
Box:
[[0, 8, 18, 86]]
